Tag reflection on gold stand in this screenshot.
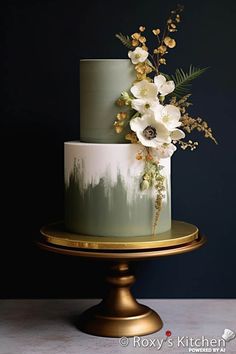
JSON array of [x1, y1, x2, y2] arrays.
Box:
[[38, 220, 206, 337]]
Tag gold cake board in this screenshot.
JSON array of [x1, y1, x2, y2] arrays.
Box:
[[38, 220, 206, 337]]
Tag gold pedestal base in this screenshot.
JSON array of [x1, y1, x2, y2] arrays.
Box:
[[78, 262, 162, 337], [38, 221, 206, 338]]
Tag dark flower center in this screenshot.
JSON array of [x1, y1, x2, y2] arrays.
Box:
[[143, 125, 157, 140]]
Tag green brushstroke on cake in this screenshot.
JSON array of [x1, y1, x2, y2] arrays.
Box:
[[65, 161, 155, 237]]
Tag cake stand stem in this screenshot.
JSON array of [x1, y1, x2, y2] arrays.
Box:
[[78, 261, 163, 337]]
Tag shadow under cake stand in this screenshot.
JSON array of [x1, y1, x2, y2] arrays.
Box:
[[38, 220, 205, 337]]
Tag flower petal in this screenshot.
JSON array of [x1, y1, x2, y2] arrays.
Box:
[[130, 80, 146, 98], [154, 75, 175, 96], [130, 85, 139, 98], [159, 81, 175, 96], [148, 103, 161, 119], [131, 99, 146, 113], [128, 47, 148, 64], [137, 132, 160, 148], [128, 50, 133, 59], [155, 121, 172, 143], [130, 80, 158, 100], [146, 83, 158, 100], [153, 104, 165, 121], [130, 117, 144, 132], [131, 98, 160, 114], [163, 105, 180, 120], [171, 129, 185, 140], [161, 104, 181, 129], [130, 114, 154, 133], [154, 75, 166, 90], [152, 143, 177, 159]]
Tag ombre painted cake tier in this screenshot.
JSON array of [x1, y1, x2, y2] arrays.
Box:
[[64, 142, 171, 237]]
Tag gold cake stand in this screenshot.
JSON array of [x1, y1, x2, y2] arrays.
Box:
[[38, 220, 206, 337]]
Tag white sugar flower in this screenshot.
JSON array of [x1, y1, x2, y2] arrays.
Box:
[[131, 80, 158, 100], [131, 98, 161, 114], [152, 143, 177, 159], [156, 104, 185, 140], [130, 112, 171, 148], [156, 104, 182, 130], [154, 74, 175, 96], [128, 47, 149, 64]]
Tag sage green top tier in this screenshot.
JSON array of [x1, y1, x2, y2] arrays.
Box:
[[80, 59, 135, 143]]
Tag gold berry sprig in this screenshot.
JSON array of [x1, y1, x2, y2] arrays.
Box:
[[152, 4, 184, 70], [170, 95, 218, 144], [116, 4, 184, 74], [131, 26, 148, 51]]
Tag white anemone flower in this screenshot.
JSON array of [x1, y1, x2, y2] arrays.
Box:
[[131, 98, 161, 115], [152, 143, 177, 159], [156, 104, 182, 130], [130, 113, 171, 148], [130, 80, 158, 100], [128, 47, 149, 64], [154, 74, 175, 96]]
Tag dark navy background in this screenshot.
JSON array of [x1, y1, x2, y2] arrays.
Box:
[[2, 0, 236, 298]]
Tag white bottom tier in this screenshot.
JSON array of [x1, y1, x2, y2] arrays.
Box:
[[64, 142, 171, 236]]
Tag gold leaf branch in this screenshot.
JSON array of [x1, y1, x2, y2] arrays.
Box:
[[177, 140, 199, 151], [181, 114, 218, 144], [153, 4, 184, 71], [170, 95, 218, 144]]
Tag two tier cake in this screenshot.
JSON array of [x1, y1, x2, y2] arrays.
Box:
[[64, 59, 171, 237]]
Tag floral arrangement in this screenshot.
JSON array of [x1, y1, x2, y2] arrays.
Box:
[[114, 4, 217, 233]]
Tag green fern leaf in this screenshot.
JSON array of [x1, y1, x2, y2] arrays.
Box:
[[115, 33, 134, 50], [166, 65, 208, 99]]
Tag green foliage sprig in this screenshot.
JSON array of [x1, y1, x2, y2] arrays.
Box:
[[115, 33, 134, 49], [164, 65, 208, 99]]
